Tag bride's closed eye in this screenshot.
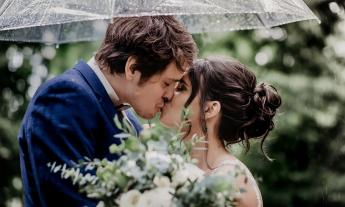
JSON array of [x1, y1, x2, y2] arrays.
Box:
[[175, 81, 187, 92]]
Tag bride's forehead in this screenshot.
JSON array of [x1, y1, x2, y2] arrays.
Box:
[[180, 75, 191, 85]]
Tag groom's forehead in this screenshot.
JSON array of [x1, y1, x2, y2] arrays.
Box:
[[163, 62, 187, 79]]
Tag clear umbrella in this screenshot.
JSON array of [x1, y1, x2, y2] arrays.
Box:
[[0, 0, 320, 44]]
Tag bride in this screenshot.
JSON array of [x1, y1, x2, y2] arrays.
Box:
[[160, 57, 282, 207]]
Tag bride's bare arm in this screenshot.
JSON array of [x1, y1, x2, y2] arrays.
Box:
[[212, 164, 262, 207]]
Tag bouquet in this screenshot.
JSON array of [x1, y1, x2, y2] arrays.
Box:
[[48, 114, 243, 207]]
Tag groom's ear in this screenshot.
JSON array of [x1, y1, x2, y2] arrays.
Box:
[[125, 56, 141, 82], [204, 101, 221, 119]]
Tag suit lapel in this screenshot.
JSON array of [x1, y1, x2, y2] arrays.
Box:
[[73, 60, 117, 120], [73, 60, 142, 135]]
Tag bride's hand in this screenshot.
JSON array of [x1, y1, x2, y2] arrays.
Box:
[[142, 123, 156, 129]]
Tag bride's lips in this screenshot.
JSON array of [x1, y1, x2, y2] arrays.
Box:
[[156, 103, 164, 112]]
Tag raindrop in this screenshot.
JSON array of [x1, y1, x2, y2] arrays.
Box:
[[93, 21, 108, 36], [5, 46, 17, 59], [28, 74, 42, 87], [283, 54, 295, 67], [271, 28, 287, 41], [41, 46, 56, 60], [0, 146, 11, 159], [30, 53, 43, 67], [16, 79, 26, 92], [329, 2, 340, 14], [5, 198, 22, 207], [23, 47, 33, 57], [35, 65, 48, 78], [8, 52, 24, 71], [2, 87, 12, 100], [12, 177, 23, 190], [43, 31, 56, 43], [255, 51, 269, 65]]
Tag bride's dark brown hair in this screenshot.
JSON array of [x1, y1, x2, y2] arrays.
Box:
[[184, 58, 282, 158]]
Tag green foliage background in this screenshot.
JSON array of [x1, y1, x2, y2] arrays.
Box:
[[1, 1, 344, 206]]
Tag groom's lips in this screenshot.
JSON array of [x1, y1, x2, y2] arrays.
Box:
[[157, 103, 165, 112]]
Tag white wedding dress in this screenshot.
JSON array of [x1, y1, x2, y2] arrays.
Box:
[[210, 159, 263, 207]]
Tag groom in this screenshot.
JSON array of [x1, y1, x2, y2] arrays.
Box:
[[18, 16, 197, 207]]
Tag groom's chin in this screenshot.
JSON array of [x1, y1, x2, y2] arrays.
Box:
[[135, 110, 152, 119], [141, 113, 156, 120]]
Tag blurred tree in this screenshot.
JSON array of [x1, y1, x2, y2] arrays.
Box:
[[1, 42, 34, 207], [1, 1, 345, 206], [0, 41, 98, 206]]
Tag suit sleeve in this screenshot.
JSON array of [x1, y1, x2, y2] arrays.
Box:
[[23, 79, 100, 207]]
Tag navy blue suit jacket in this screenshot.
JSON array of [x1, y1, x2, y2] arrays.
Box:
[[18, 61, 142, 207]]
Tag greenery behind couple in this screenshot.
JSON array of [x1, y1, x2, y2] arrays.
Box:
[[1, 1, 345, 206]]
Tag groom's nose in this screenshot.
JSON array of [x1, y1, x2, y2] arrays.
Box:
[[164, 87, 175, 102], [162, 97, 169, 104]]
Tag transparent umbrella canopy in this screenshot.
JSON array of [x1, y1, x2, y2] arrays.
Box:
[[0, 0, 320, 44]]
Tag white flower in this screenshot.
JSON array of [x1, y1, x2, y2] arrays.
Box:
[[117, 190, 141, 207], [96, 201, 105, 207], [123, 160, 143, 179], [145, 151, 171, 172], [153, 176, 171, 188], [147, 140, 168, 151], [170, 154, 184, 164], [137, 187, 173, 207], [172, 163, 204, 187]]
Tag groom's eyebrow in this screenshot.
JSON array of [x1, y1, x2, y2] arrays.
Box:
[[168, 78, 180, 82]]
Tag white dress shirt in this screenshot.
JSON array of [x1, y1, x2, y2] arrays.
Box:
[[87, 57, 138, 136], [87, 57, 121, 107]]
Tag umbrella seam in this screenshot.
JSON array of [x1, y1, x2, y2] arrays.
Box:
[[0, 12, 319, 31]]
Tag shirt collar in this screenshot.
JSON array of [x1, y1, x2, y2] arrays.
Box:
[[87, 57, 121, 107]]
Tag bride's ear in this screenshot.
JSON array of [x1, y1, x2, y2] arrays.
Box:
[[204, 101, 221, 119]]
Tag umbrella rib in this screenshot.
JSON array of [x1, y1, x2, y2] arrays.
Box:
[[256, 13, 268, 28], [0, 0, 13, 17], [202, 0, 231, 13], [57, 23, 63, 44], [152, 0, 169, 12], [38, 0, 53, 25], [272, 0, 308, 15], [48, 7, 105, 17], [110, 0, 115, 22]]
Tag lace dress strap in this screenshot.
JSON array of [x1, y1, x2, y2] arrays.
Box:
[[211, 159, 263, 207]]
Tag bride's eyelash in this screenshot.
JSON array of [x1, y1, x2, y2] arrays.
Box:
[[175, 83, 186, 91]]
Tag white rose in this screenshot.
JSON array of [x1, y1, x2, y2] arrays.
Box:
[[145, 151, 171, 172], [137, 187, 173, 207], [170, 154, 184, 164], [96, 201, 105, 207], [172, 163, 204, 187], [153, 176, 171, 188], [117, 190, 141, 207]]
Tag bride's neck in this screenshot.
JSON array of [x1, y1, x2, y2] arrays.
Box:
[[185, 126, 230, 172]]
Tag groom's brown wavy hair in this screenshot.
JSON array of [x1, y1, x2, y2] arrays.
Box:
[[95, 16, 197, 83]]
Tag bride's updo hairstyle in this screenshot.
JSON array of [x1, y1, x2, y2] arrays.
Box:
[[185, 58, 282, 156]]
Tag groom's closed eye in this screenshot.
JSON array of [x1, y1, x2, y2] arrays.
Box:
[[164, 78, 180, 87]]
